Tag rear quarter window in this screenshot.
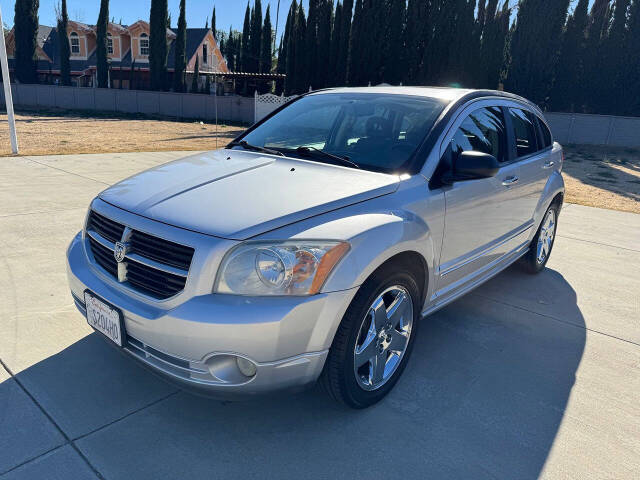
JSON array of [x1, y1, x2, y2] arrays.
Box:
[[537, 117, 553, 148]]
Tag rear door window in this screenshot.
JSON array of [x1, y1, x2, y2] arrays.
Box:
[[508, 108, 538, 157], [450, 106, 507, 163]]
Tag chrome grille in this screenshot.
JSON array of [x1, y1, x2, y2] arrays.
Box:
[[87, 210, 125, 243], [86, 211, 194, 299], [129, 230, 193, 270]]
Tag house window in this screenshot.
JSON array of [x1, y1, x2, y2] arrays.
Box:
[[202, 44, 208, 64], [70, 32, 80, 55], [140, 33, 149, 56], [107, 33, 113, 54]]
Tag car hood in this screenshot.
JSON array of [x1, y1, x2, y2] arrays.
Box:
[[98, 149, 400, 240]]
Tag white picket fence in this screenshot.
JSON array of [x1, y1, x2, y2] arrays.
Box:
[[254, 91, 298, 123]]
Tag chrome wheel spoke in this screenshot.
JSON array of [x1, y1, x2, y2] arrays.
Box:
[[386, 291, 410, 329], [355, 332, 378, 367], [371, 351, 387, 384], [371, 298, 389, 331], [353, 285, 414, 391]]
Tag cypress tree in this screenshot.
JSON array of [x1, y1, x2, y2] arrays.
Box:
[[173, 0, 187, 92], [361, 0, 385, 85], [261, 5, 273, 73], [583, 0, 613, 113], [603, 0, 630, 113], [58, 0, 71, 86], [14, 0, 40, 84], [623, 0, 640, 115], [505, 0, 571, 105], [337, 0, 353, 86], [550, 0, 589, 111], [293, 3, 307, 92], [477, 0, 487, 32], [226, 27, 237, 71], [191, 56, 200, 93], [306, 0, 320, 88], [250, 0, 263, 72], [284, 0, 298, 94], [423, 0, 458, 85], [204, 73, 211, 94], [96, 0, 109, 88], [403, 0, 428, 83], [382, 0, 406, 85], [478, 0, 510, 89], [278, 4, 294, 76], [316, 0, 333, 88], [328, 1, 343, 86], [212, 6, 216, 38], [241, 2, 251, 71], [348, 0, 365, 85], [149, 0, 169, 90]]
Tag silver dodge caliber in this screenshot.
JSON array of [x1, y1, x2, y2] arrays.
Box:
[[67, 87, 564, 408]]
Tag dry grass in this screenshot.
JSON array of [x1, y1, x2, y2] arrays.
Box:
[[0, 110, 244, 156], [0, 110, 638, 213]]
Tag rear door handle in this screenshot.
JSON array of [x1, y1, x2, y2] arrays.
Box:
[[543, 161, 555, 169], [502, 176, 519, 186]]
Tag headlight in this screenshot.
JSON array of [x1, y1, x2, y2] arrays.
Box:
[[214, 241, 350, 296]]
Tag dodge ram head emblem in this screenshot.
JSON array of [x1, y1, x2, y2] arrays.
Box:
[[114, 242, 128, 263]]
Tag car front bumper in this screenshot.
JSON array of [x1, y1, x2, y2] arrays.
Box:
[[66, 231, 357, 397]]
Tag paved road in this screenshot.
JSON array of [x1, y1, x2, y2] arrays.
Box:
[[1, 152, 639, 479]]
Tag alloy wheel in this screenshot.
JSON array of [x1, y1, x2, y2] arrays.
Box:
[[537, 209, 556, 264], [353, 286, 414, 391]]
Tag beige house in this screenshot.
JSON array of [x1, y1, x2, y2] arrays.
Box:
[[6, 20, 228, 90]]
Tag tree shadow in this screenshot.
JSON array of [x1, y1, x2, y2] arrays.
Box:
[[5, 267, 585, 479], [563, 144, 640, 203]]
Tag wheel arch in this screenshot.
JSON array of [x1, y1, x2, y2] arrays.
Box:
[[362, 251, 429, 307]]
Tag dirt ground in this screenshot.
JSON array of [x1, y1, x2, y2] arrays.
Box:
[[0, 110, 243, 156], [562, 145, 640, 214], [0, 110, 638, 213]]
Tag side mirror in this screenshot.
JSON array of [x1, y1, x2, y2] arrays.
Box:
[[453, 151, 500, 180]]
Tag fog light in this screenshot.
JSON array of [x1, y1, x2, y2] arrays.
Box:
[[236, 357, 257, 377]]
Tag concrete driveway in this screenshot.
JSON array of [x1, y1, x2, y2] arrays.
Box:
[[1, 152, 639, 479]]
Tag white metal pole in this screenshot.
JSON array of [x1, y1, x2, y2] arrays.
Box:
[[214, 74, 218, 150], [0, 5, 19, 154]]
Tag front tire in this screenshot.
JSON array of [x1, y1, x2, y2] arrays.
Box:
[[520, 203, 559, 274], [321, 267, 420, 408]]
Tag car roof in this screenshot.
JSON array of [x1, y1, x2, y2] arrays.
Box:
[[308, 86, 540, 113]]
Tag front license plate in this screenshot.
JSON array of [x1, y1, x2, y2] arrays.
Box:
[[84, 291, 125, 347]]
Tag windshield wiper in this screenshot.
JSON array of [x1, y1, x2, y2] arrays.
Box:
[[295, 146, 360, 169], [228, 140, 284, 157]]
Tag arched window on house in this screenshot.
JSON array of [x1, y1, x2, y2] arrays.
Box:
[[70, 32, 80, 55], [139, 33, 149, 56], [107, 33, 113, 55]]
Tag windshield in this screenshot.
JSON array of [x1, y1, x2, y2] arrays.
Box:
[[236, 93, 448, 173]]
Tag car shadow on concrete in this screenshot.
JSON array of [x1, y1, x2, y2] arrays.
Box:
[[9, 267, 585, 480]]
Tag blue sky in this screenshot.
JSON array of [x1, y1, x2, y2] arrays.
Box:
[[0, 1, 306, 40]]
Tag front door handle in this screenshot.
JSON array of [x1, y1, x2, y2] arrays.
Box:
[[502, 176, 519, 186], [543, 161, 555, 169]]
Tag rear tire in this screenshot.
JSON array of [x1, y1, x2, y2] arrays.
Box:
[[520, 203, 559, 274], [321, 266, 420, 408]]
